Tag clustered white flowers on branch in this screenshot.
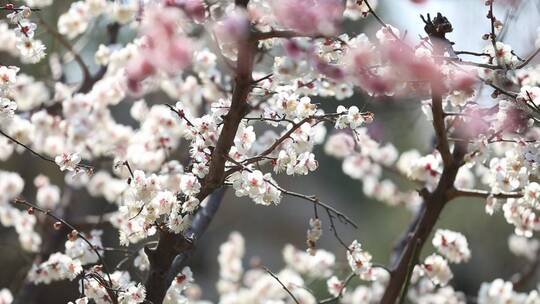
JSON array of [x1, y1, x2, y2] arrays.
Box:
[[1, 0, 540, 303]]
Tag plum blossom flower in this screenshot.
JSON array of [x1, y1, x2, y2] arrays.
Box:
[[118, 283, 146, 304], [234, 125, 256, 153], [327, 276, 345, 297], [420, 254, 453, 286], [346, 240, 374, 280], [0, 65, 19, 92], [55, 152, 81, 172], [335, 105, 372, 129], [7, 7, 32, 24], [432, 229, 471, 263], [65, 230, 103, 265], [180, 174, 201, 196], [407, 153, 442, 188], [164, 267, 194, 304], [28, 253, 83, 284], [482, 42, 520, 68], [231, 170, 282, 205], [57, 2, 90, 39], [14, 21, 37, 39], [16, 37, 46, 63]]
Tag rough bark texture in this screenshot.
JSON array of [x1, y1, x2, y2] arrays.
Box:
[[381, 81, 468, 304], [144, 2, 255, 300]]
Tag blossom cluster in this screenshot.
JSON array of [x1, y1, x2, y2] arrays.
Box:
[[2, 0, 540, 303], [1, 5, 46, 64]]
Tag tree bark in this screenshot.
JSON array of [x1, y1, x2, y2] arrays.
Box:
[[144, 6, 255, 301]]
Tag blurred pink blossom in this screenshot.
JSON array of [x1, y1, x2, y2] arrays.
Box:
[[271, 0, 344, 36], [126, 7, 193, 91]]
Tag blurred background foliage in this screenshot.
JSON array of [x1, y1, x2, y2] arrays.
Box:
[[0, 0, 539, 303]]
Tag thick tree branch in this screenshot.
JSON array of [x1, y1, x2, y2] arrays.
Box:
[[381, 15, 469, 302], [144, 18, 256, 303], [165, 187, 227, 284]]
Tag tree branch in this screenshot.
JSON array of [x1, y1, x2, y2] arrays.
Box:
[[14, 198, 117, 304], [381, 14, 469, 302], [37, 16, 91, 88], [449, 188, 522, 200], [263, 266, 300, 304], [144, 19, 256, 303]]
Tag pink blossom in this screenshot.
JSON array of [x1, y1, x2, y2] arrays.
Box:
[[271, 0, 344, 36], [126, 7, 193, 90]]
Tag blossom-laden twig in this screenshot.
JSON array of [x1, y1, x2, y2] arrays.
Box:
[[13, 198, 118, 304], [0, 129, 93, 174], [143, 3, 257, 302], [318, 272, 355, 304]]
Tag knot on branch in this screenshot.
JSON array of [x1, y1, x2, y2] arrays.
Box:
[[421, 13, 453, 40]]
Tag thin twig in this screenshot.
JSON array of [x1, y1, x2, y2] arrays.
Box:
[[0, 129, 93, 172], [449, 188, 522, 200], [318, 272, 355, 304], [263, 266, 300, 304], [37, 16, 91, 87], [14, 198, 117, 304]]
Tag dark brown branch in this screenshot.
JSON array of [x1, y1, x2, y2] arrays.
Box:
[[0, 5, 40, 11], [144, 20, 256, 303], [397, 239, 421, 304], [430, 75, 453, 168], [252, 30, 317, 41], [381, 15, 469, 302], [165, 187, 227, 283], [389, 202, 426, 266], [455, 50, 491, 57]]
